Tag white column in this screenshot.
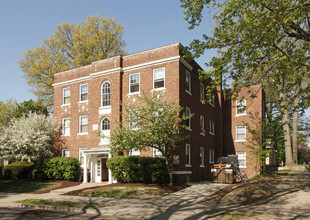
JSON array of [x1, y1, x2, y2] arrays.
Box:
[[90, 157, 94, 182], [108, 153, 113, 184], [83, 153, 88, 183]]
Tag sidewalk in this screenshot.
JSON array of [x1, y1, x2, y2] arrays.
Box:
[[0, 181, 228, 219]]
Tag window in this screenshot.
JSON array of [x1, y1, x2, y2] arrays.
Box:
[[62, 118, 70, 136], [129, 111, 140, 130], [210, 95, 215, 106], [80, 83, 88, 102], [209, 120, 215, 135], [101, 81, 111, 107], [79, 115, 88, 134], [200, 147, 205, 166], [129, 73, 140, 93], [153, 145, 164, 158], [200, 83, 204, 102], [236, 126, 246, 141], [185, 107, 191, 129], [62, 149, 70, 157], [236, 152, 246, 168], [200, 115, 205, 134], [209, 149, 215, 163], [79, 148, 87, 166], [153, 67, 165, 89], [129, 149, 140, 156], [185, 144, 191, 165], [236, 100, 246, 115], [100, 117, 110, 145], [63, 87, 70, 105], [185, 71, 191, 93]]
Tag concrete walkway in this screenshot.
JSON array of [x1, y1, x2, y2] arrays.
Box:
[[0, 181, 228, 219]]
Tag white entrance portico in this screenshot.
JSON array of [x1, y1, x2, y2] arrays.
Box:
[[82, 147, 115, 184]]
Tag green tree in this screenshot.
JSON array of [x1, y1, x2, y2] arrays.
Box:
[[19, 14, 127, 108], [0, 113, 59, 163], [109, 92, 191, 184], [0, 99, 18, 127], [12, 99, 49, 118], [181, 0, 310, 165]]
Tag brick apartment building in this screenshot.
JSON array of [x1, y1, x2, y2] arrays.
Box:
[[53, 43, 265, 183]]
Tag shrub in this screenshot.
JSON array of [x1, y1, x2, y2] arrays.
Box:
[[0, 166, 3, 179], [2, 161, 34, 179], [107, 156, 169, 183], [38, 157, 81, 181]]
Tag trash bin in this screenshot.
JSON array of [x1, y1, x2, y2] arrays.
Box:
[[211, 165, 236, 184]]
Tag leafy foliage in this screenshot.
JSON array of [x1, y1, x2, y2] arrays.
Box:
[[106, 156, 169, 183], [19, 14, 127, 108], [39, 157, 81, 181], [2, 161, 34, 179], [0, 113, 59, 163], [0, 99, 18, 127], [181, 0, 310, 165], [12, 99, 49, 118], [109, 92, 190, 184]]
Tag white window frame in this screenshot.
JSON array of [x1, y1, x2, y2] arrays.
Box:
[[101, 81, 111, 107], [200, 147, 205, 167], [79, 147, 88, 167], [209, 120, 215, 135], [153, 67, 165, 90], [185, 70, 192, 94], [200, 83, 204, 103], [236, 152, 247, 168], [79, 115, 88, 134], [62, 118, 70, 136], [129, 73, 140, 94], [100, 117, 111, 145], [185, 107, 191, 130], [153, 145, 164, 158], [236, 126, 247, 142], [79, 83, 88, 102], [129, 149, 140, 156], [209, 149, 215, 163], [236, 100, 246, 116], [63, 87, 71, 105], [62, 149, 70, 157], [185, 144, 191, 166], [200, 115, 205, 135]]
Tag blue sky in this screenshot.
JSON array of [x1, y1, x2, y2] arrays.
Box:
[[0, 0, 214, 103]]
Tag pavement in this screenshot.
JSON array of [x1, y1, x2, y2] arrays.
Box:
[[0, 181, 227, 220]]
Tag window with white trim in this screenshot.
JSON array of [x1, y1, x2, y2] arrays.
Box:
[[129, 73, 140, 94], [79, 148, 87, 166], [100, 117, 110, 144], [236, 152, 246, 168], [62, 149, 70, 157], [185, 107, 191, 129], [129, 110, 140, 130], [62, 118, 70, 136], [200, 115, 205, 134], [236, 126, 246, 141], [101, 81, 111, 107], [209, 120, 215, 135], [153, 67, 165, 89], [185, 71, 191, 93], [129, 149, 140, 156], [63, 87, 70, 105], [236, 100, 246, 115], [79, 115, 88, 134], [153, 145, 164, 158], [200, 147, 205, 166], [209, 149, 215, 163], [185, 144, 191, 165], [200, 83, 204, 102], [80, 83, 88, 102]]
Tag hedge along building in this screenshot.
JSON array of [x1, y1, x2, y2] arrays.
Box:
[[53, 43, 265, 183]]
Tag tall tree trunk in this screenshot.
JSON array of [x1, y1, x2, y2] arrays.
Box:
[[292, 93, 299, 164]]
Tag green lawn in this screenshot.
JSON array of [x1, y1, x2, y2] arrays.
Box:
[[0, 180, 60, 193], [16, 199, 101, 209]]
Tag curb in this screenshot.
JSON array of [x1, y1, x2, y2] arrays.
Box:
[[3, 202, 101, 215]]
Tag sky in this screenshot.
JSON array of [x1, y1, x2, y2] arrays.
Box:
[[0, 0, 214, 103]]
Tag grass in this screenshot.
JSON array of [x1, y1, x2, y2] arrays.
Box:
[[0, 196, 7, 199], [0, 180, 61, 193], [80, 186, 160, 199], [16, 199, 101, 209]]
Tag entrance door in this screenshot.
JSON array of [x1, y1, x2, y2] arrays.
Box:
[[102, 158, 108, 181], [95, 159, 102, 182]]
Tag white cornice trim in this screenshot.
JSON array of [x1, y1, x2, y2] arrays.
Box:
[[123, 56, 181, 72], [172, 171, 192, 175], [53, 56, 192, 87], [180, 57, 193, 71], [53, 68, 121, 87]]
